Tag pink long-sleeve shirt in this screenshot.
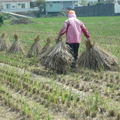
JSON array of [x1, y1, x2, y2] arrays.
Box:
[[58, 17, 90, 43]]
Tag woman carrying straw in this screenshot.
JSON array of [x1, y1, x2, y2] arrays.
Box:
[[57, 10, 90, 68]]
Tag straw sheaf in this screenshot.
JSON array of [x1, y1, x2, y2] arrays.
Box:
[[39, 40, 73, 72], [14, 34, 19, 41], [1, 33, 5, 38], [78, 40, 119, 71], [39, 37, 51, 55], [7, 34, 25, 54], [34, 35, 40, 42], [26, 35, 41, 58], [0, 33, 5, 42], [0, 33, 9, 51]]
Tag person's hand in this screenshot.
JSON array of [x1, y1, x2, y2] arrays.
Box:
[[56, 35, 62, 43], [56, 39, 60, 43], [85, 37, 93, 50], [87, 37, 90, 41], [86, 38, 91, 45], [56, 38, 62, 43], [56, 35, 61, 40]]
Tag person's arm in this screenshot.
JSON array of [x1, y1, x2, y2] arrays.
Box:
[[57, 21, 69, 39], [81, 23, 90, 40]]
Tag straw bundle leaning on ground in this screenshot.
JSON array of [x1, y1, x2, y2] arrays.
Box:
[[39, 39, 73, 73], [40, 37, 51, 55], [10, 18, 33, 25], [7, 34, 25, 54], [37, 37, 51, 61], [78, 40, 119, 71], [26, 35, 41, 58], [0, 33, 9, 51], [0, 33, 4, 42]]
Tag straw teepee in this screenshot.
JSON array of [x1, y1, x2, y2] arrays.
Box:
[[78, 40, 119, 71], [26, 35, 41, 58], [39, 39, 73, 73], [37, 37, 51, 60], [40, 37, 51, 55], [0, 33, 9, 51], [7, 34, 25, 54]]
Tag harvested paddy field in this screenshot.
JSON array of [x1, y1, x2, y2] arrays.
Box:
[[0, 16, 120, 120]]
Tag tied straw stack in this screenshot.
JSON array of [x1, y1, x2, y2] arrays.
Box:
[[39, 39, 73, 73], [37, 37, 52, 60], [78, 40, 119, 71], [40, 37, 51, 55], [27, 35, 41, 58], [7, 34, 25, 54], [0, 33, 9, 51]]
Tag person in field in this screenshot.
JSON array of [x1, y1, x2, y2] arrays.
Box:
[[57, 10, 90, 68]]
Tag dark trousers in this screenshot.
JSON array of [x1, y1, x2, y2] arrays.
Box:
[[66, 43, 80, 68]]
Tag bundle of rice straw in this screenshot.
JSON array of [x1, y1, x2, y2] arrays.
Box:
[[26, 35, 41, 58], [0, 33, 4, 42], [0, 33, 9, 51], [78, 40, 119, 71], [37, 37, 51, 64], [40, 37, 51, 55], [37, 37, 51, 67], [7, 34, 25, 54], [39, 39, 73, 73]]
